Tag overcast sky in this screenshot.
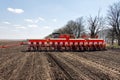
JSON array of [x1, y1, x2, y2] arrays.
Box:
[[0, 0, 119, 39]]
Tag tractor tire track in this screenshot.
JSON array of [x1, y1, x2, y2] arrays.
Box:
[[48, 52, 92, 80], [45, 52, 75, 80], [51, 52, 107, 80], [34, 52, 52, 80], [0, 53, 23, 80], [73, 51, 120, 72], [85, 51, 120, 64], [34, 52, 44, 80], [8, 53, 30, 80], [27, 52, 35, 80], [14, 52, 33, 80], [64, 52, 120, 79]]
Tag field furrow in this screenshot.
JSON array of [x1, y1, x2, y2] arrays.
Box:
[[0, 41, 120, 80]]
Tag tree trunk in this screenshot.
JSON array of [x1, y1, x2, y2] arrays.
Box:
[[118, 39, 120, 46], [111, 38, 114, 45], [111, 31, 114, 45]]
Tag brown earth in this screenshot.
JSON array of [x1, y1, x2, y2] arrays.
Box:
[[0, 41, 120, 80]]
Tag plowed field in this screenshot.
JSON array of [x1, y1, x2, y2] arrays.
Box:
[[0, 41, 120, 80]]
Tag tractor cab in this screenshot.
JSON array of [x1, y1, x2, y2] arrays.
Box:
[[52, 33, 75, 39], [52, 33, 60, 38]]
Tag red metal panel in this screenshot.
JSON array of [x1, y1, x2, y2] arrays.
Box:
[[28, 39, 46, 42]]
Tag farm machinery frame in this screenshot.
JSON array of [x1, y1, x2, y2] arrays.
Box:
[[27, 34, 106, 51]]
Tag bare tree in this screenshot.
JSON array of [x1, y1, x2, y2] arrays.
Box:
[[75, 17, 85, 38], [88, 13, 104, 38], [106, 28, 116, 45], [54, 28, 66, 34], [65, 20, 76, 34], [53, 17, 85, 38], [107, 2, 120, 45]]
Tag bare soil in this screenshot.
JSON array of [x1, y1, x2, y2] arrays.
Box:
[[0, 41, 120, 80]]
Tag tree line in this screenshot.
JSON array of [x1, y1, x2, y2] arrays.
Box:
[[46, 1, 120, 46]]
